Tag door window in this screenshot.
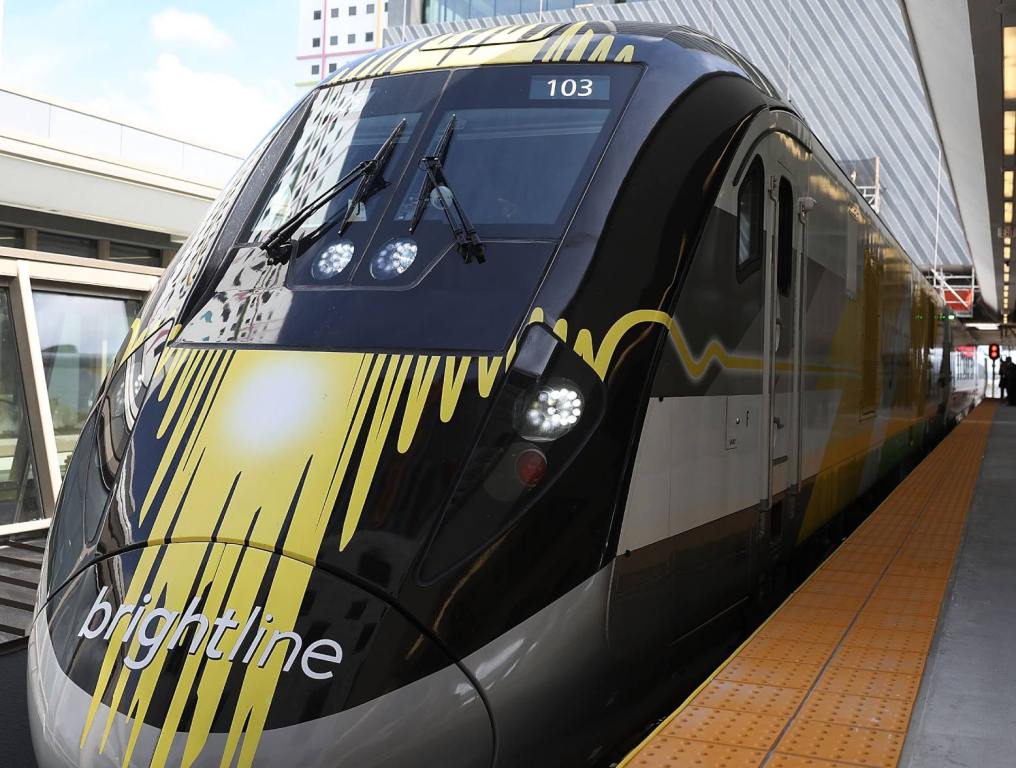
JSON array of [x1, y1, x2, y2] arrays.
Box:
[[0, 289, 43, 527], [737, 157, 765, 273], [777, 177, 794, 296], [31, 291, 142, 474]]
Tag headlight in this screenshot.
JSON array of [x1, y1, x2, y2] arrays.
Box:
[[370, 237, 418, 280], [311, 239, 354, 280], [515, 378, 583, 442]]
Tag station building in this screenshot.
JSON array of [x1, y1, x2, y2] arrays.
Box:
[[297, 0, 393, 83]]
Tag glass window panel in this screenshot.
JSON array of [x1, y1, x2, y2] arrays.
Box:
[[109, 241, 161, 266], [0, 289, 43, 527], [737, 157, 764, 267], [0, 225, 24, 249], [37, 231, 99, 259], [395, 106, 611, 230], [32, 292, 141, 475]]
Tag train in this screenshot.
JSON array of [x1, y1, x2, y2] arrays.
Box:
[[28, 21, 980, 768]]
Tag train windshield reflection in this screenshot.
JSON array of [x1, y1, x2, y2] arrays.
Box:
[[395, 107, 611, 234], [246, 106, 422, 244]]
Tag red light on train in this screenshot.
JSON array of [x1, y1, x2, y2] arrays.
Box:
[[989, 344, 1001, 361]]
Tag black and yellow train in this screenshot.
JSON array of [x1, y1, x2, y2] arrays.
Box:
[[28, 22, 977, 767]]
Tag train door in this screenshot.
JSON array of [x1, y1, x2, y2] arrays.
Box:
[[760, 139, 807, 513]]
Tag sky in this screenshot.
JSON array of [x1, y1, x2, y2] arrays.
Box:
[[0, 1, 304, 155]]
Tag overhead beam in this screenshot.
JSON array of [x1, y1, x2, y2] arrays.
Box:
[[897, 0, 998, 313]]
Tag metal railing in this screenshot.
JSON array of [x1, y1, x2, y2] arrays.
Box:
[[926, 266, 978, 318], [856, 184, 881, 214]]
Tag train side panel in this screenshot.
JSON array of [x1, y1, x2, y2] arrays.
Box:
[[614, 106, 952, 648]]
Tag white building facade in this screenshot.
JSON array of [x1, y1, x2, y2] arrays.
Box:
[[297, 0, 390, 84]]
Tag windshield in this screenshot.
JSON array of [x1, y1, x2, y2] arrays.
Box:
[[394, 107, 610, 234], [243, 76, 435, 245], [183, 64, 640, 353]]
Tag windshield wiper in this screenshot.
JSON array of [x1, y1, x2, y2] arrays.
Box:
[[255, 118, 407, 263], [408, 115, 486, 265], [336, 117, 406, 235]]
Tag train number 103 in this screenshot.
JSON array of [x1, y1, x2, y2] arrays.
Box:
[[546, 78, 594, 97], [529, 74, 610, 100]]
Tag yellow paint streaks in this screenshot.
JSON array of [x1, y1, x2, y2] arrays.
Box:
[[566, 30, 596, 62], [614, 44, 635, 63], [440, 356, 472, 422], [84, 302, 784, 765], [342, 355, 413, 549], [398, 355, 441, 452], [588, 36, 615, 63], [477, 355, 503, 398], [542, 22, 584, 62]]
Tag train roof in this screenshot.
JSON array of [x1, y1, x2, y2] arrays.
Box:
[[326, 21, 780, 98]]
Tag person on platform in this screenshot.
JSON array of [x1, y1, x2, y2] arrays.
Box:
[[1005, 357, 1016, 406], [1000, 356, 1011, 401]]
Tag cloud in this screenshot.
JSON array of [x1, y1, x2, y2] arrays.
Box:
[[89, 54, 293, 154], [150, 8, 232, 49]]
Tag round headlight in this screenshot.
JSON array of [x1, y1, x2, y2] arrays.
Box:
[[312, 239, 355, 280], [370, 237, 418, 280], [515, 378, 584, 442]]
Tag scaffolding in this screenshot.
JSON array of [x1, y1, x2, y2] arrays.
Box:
[[844, 156, 882, 214], [925, 267, 978, 317]]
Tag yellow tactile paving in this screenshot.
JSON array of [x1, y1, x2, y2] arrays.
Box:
[[660, 706, 785, 750], [692, 682, 806, 719], [776, 720, 904, 767], [627, 738, 765, 768], [716, 657, 825, 689], [764, 755, 854, 768], [841, 627, 933, 654], [815, 667, 921, 702], [799, 690, 913, 732], [740, 637, 837, 666], [620, 402, 996, 768], [757, 620, 846, 645]]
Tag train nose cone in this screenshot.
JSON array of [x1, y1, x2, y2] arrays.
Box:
[[27, 542, 492, 768]]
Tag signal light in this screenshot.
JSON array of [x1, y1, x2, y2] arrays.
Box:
[[990, 344, 1001, 361], [515, 448, 548, 487]]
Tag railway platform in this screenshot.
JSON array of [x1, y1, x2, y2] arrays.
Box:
[[621, 400, 1012, 768]]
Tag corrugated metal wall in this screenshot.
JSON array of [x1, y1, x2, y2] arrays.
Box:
[[385, 0, 970, 268]]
